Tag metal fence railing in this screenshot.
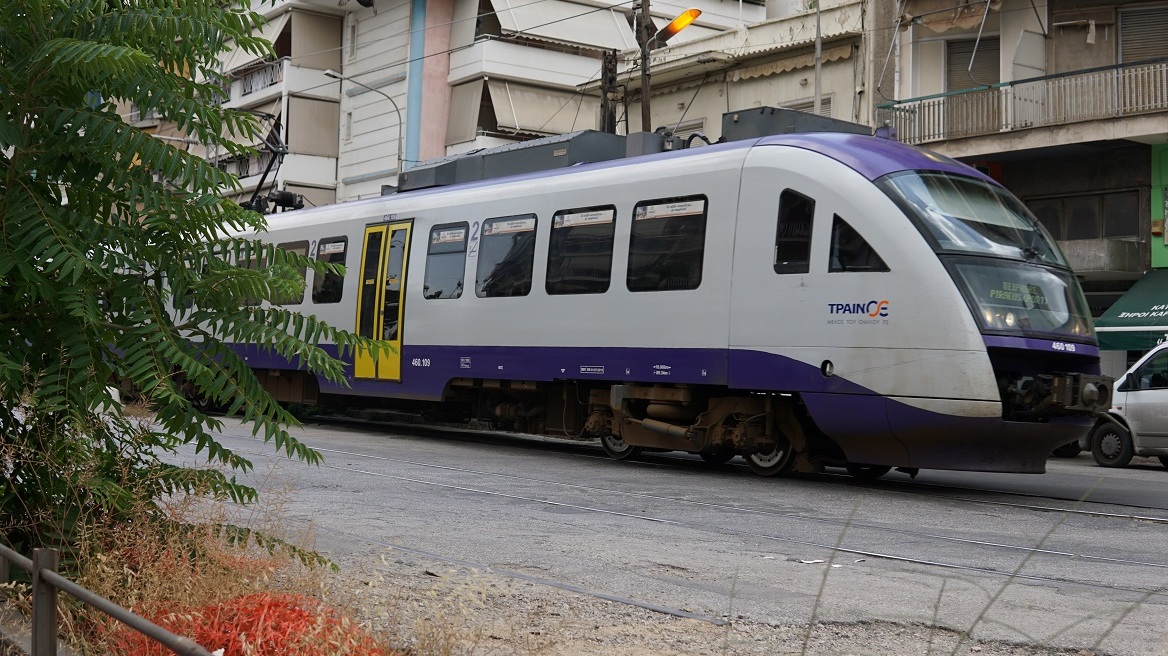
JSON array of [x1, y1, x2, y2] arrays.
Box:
[[240, 60, 285, 97], [876, 58, 1168, 145], [0, 543, 213, 656]]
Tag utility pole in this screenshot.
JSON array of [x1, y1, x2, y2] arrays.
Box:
[[628, 6, 699, 133], [600, 50, 619, 134], [813, 0, 822, 116], [637, 0, 653, 132]]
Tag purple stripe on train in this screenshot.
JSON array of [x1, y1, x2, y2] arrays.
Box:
[[981, 334, 1100, 357], [234, 341, 1091, 472]]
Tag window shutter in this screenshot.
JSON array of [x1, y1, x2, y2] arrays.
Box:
[[947, 37, 1000, 91], [1121, 7, 1168, 62]]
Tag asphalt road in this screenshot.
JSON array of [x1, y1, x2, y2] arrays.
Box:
[[180, 419, 1168, 655]]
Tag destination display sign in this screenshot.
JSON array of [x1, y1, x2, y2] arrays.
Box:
[[634, 199, 705, 221], [554, 208, 614, 228], [483, 217, 536, 236], [432, 227, 466, 244]]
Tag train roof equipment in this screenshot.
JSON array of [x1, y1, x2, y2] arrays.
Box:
[[394, 107, 875, 195]]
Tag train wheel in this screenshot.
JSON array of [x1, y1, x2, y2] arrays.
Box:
[[845, 464, 892, 481], [698, 448, 736, 466], [1090, 422, 1133, 468], [600, 434, 642, 461], [746, 440, 795, 477]]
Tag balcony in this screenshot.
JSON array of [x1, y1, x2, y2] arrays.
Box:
[[877, 59, 1168, 146], [448, 38, 601, 89], [219, 59, 339, 110], [240, 61, 284, 97]]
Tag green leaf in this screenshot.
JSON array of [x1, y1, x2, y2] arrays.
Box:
[[0, 0, 356, 570]]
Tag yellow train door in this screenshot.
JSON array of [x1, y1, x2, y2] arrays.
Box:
[[354, 220, 412, 381]]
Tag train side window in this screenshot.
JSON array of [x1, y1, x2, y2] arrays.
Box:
[[829, 216, 889, 273], [238, 244, 267, 307], [627, 196, 707, 292], [477, 214, 537, 297], [424, 222, 468, 299], [273, 241, 309, 305], [546, 205, 616, 295], [774, 190, 815, 274], [312, 236, 348, 304]]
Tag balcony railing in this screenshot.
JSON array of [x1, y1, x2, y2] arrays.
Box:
[[240, 60, 284, 97], [877, 58, 1168, 145], [218, 151, 276, 179]]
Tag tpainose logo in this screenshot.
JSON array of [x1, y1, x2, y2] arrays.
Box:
[[828, 300, 890, 317]]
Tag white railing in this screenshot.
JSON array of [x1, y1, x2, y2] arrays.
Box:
[[218, 152, 275, 179], [241, 60, 284, 97], [877, 59, 1168, 145]]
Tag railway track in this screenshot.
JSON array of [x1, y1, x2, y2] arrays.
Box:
[[303, 412, 1168, 517], [214, 415, 1168, 603]]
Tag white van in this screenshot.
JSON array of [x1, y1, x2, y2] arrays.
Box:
[[1082, 342, 1168, 468]]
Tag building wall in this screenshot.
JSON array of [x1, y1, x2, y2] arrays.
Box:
[[1001, 0, 1047, 79], [867, 0, 899, 123], [641, 52, 860, 141], [897, 1, 1056, 97], [1002, 145, 1150, 279], [336, 1, 412, 200], [1049, 1, 1115, 73], [1003, 146, 1150, 201], [1152, 144, 1168, 268], [420, 0, 454, 162]]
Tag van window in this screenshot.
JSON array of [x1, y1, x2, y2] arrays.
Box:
[[775, 190, 815, 274], [627, 196, 706, 292], [546, 206, 615, 295], [829, 216, 888, 272], [312, 237, 347, 304], [477, 215, 536, 297], [424, 223, 468, 299], [1134, 350, 1168, 389]]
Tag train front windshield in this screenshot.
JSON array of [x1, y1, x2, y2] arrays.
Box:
[[879, 170, 1094, 342]]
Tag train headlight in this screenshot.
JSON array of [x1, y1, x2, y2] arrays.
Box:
[[1004, 312, 1017, 328], [983, 308, 996, 327]]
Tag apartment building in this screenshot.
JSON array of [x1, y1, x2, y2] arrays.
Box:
[[192, 0, 898, 200], [201, 1, 345, 211], [876, 0, 1168, 372], [442, 0, 766, 154], [209, 0, 834, 204], [617, 0, 875, 141]]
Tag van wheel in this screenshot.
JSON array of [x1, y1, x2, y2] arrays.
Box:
[[1090, 422, 1134, 468], [600, 434, 642, 461]]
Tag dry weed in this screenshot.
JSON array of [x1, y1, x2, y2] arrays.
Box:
[[332, 554, 560, 656], [45, 489, 382, 655]]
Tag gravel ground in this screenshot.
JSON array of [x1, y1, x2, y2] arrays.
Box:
[[329, 550, 1101, 656]]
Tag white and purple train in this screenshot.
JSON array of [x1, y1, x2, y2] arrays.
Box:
[[231, 132, 1111, 478]]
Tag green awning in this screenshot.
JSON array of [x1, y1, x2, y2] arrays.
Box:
[[1095, 269, 1168, 350]]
